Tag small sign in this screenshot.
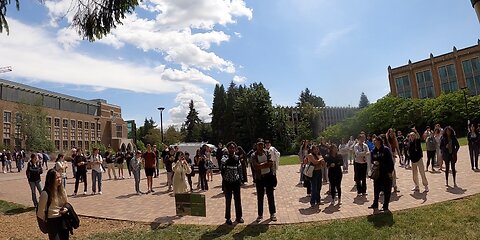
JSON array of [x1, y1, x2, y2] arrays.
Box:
[[175, 193, 206, 217]]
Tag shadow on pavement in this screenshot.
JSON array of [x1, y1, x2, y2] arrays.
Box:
[[389, 192, 403, 202], [298, 196, 310, 203], [353, 195, 368, 205], [447, 186, 467, 195], [199, 224, 235, 240], [231, 222, 269, 240], [298, 205, 321, 215], [4, 206, 35, 215], [409, 191, 427, 204], [115, 193, 139, 199], [323, 203, 340, 214], [367, 211, 394, 228]]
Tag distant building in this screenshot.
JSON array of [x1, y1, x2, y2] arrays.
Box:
[[389, 41, 480, 98], [0, 79, 133, 152], [281, 106, 358, 134]]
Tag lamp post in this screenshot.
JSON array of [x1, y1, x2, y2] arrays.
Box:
[[472, 0, 480, 23], [461, 87, 470, 128], [94, 117, 100, 145], [157, 107, 165, 143]]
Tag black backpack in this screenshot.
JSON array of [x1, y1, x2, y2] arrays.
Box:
[[63, 202, 80, 234]]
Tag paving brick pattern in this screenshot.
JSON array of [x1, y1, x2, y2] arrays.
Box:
[[1, 147, 479, 225]]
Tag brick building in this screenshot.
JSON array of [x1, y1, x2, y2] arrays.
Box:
[[389, 41, 480, 98], [0, 79, 133, 152]]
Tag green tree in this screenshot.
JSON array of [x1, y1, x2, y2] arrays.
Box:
[[1, 0, 139, 41], [297, 88, 325, 107], [17, 101, 55, 152], [143, 128, 162, 146], [164, 125, 184, 145], [211, 84, 227, 144], [359, 92, 370, 108], [271, 107, 294, 154], [137, 118, 156, 145], [184, 100, 203, 142]]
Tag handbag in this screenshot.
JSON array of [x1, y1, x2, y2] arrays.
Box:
[[36, 190, 51, 234], [303, 163, 314, 178], [369, 163, 380, 180]]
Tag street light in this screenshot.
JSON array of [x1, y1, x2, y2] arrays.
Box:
[[472, 0, 480, 23], [157, 107, 165, 143], [461, 87, 470, 128]]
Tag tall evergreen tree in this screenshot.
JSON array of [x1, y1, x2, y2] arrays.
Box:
[[137, 118, 157, 145], [211, 84, 227, 144], [359, 92, 370, 108], [184, 100, 202, 142], [297, 88, 325, 107], [225, 81, 239, 142]]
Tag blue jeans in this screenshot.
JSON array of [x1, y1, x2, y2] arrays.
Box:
[[299, 164, 305, 182], [62, 176, 67, 190], [92, 170, 102, 193], [133, 169, 141, 193], [29, 181, 42, 207], [16, 159, 22, 172], [310, 170, 322, 205]]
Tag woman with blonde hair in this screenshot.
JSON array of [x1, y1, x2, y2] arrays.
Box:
[[37, 169, 70, 239], [172, 152, 192, 194]]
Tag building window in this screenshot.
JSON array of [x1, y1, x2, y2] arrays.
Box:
[[70, 129, 75, 140], [3, 139, 10, 147], [85, 141, 89, 150], [16, 113, 23, 125], [14, 125, 21, 139], [70, 120, 76, 129], [77, 141, 83, 149], [85, 130, 90, 141], [62, 130, 68, 140], [91, 132, 95, 140], [54, 118, 60, 127], [78, 121, 83, 129], [62, 119, 68, 128], [91, 122, 95, 130], [116, 125, 123, 138], [46, 116, 51, 126], [78, 131, 82, 140], [3, 123, 11, 139], [55, 129, 60, 140], [416, 70, 435, 99], [55, 140, 60, 151], [62, 140, 69, 151], [463, 57, 480, 95], [71, 141, 76, 149], [395, 75, 412, 98], [3, 111, 11, 123], [438, 64, 458, 94]]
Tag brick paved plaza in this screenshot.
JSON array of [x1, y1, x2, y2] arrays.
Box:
[[0, 147, 479, 225]]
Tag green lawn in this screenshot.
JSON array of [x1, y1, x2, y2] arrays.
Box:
[[81, 193, 480, 240], [420, 136, 467, 150], [0, 200, 34, 215], [279, 155, 299, 166]]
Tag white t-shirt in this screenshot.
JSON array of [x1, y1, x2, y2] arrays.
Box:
[[257, 154, 270, 175]]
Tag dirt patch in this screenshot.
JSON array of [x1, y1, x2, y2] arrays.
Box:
[[0, 212, 148, 240]]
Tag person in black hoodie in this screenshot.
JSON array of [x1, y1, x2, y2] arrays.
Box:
[[368, 136, 394, 212], [440, 126, 460, 187], [467, 123, 479, 170], [326, 144, 343, 205], [222, 141, 244, 225], [27, 153, 43, 207], [73, 149, 88, 196]]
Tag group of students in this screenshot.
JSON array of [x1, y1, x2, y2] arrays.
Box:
[[298, 123, 461, 212]]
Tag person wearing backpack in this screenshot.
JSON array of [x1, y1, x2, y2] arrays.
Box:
[[37, 169, 70, 239], [222, 142, 244, 225], [27, 153, 43, 207]]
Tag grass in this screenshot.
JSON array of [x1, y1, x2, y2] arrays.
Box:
[[81, 193, 480, 240], [420, 136, 467, 151], [0, 200, 34, 215], [279, 155, 299, 166]]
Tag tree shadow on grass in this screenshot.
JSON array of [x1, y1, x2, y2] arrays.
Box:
[[367, 211, 394, 228], [199, 224, 235, 240], [232, 223, 269, 240], [4, 207, 35, 215], [150, 215, 182, 230]]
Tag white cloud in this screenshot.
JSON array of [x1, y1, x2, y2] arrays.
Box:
[[234, 32, 242, 38], [56, 27, 81, 50], [167, 85, 212, 127], [0, 19, 218, 93], [233, 75, 246, 84], [315, 26, 355, 55]]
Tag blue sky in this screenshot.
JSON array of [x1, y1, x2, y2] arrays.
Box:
[[1, 0, 480, 128]]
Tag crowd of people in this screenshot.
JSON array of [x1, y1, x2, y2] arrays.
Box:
[[7, 122, 472, 230]]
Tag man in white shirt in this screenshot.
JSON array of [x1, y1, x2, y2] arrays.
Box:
[[89, 148, 104, 195], [354, 134, 370, 196], [264, 140, 280, 174]]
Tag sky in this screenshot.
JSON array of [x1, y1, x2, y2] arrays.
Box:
[[1, 0, 480, 128]]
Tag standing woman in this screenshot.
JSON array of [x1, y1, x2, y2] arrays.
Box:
[[306, 144, 326, 208], [37, 169, 70, 240], [338, 139, 350, 173], [434, 126, 444, 170], [326, 144, 343, 205], [172, 152, 191, 194], [298, 140, 309, 185], [440, 126, 460, 187], [467, 123, 479, 170], [131, 150, 143, 195], [408, 130, 429, 192], [369, 136, 394, 212], [236, 146, 248, 184], [73, 149, 87, 196], [54, 154, 68, 190], [27, 153, 43, 207]]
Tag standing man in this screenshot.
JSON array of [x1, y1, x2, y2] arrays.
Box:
[[408, 129, 429, 192], [73, 148, 88, 196], [264, 140, 280, 174], [216, 142, 224, 171], [251, 138, 277, 222], [222, 142, 244, 225], [89, 148, 104, 195], [354, 134, 370, 196], [153, 145, 160, 178], [142, 144, 156, 193], [104, 147, 116, 180]]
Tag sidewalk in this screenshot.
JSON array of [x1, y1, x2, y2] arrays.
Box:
[[0, 147, 478, 225]]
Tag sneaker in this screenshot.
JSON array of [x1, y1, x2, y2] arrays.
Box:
[[98, 192, 102, 195], [83, 191, 87, 195], [236, 218, 244, 223], [256, 216, 263, 222], [151, 189, 155, 193], [424, 186, 429, 192], [411, 186, 419, 192], [73, 192, 77, 196], [270, 214, 277, 221], [137, 192, 142, 195], [91, 192, 96, 195]]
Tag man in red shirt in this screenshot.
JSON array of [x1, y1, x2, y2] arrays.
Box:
[[142, 144, 157, 193]]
